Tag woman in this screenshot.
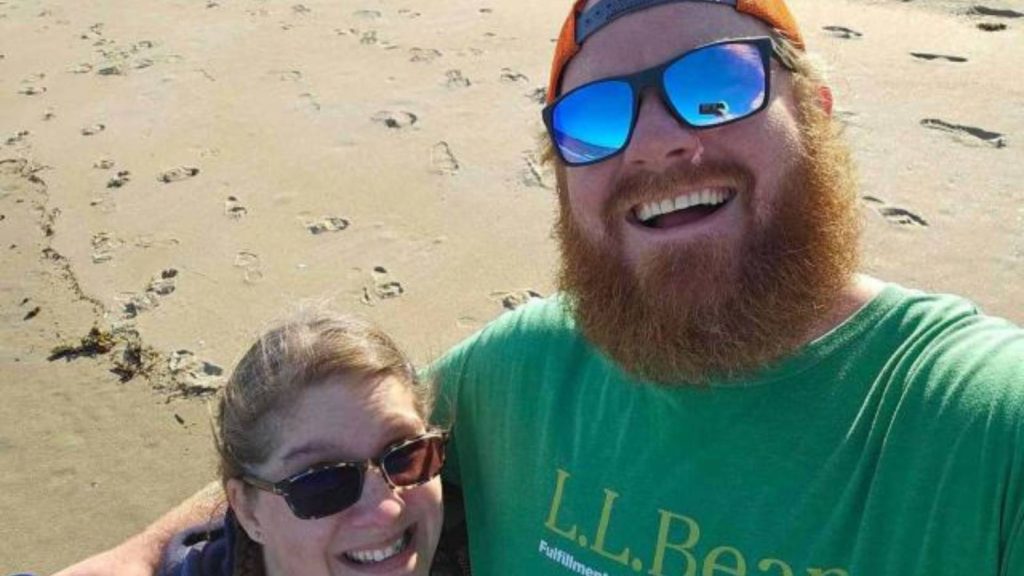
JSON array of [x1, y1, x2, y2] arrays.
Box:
[[160, 310, 456, 576]]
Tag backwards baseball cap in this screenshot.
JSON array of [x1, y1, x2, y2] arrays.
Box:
[[546, 0, 805, 104]]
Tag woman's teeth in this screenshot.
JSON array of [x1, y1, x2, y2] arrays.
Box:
[[345, 531, 410, 565], [634, 188, 733, 224]]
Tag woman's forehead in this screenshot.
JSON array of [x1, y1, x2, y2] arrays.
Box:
[[266, 376, 424, 467]]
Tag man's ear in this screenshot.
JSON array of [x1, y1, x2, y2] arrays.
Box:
[[226, 478, 265, 544], [818, 85, 834, 116]]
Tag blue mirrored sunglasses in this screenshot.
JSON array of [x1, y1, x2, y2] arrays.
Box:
[[543, 36, 775, 167]]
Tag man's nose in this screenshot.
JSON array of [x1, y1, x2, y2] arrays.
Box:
[[620, 87, 704, 169]]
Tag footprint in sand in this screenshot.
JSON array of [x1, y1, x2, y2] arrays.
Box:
[[822, 25, 863, 39], [445, 69, 471, 88], [18, 86, 47, 96], [271, 69, 303, 82], [5, 130, 30, 146], [977, 22, 1007, 31], [148, 268, 178, 295], [168, 350, 224, 396], [68, 63, 93, 74], [91, 231, 123, 263], [292, 4, 311, 15], [157, 166, 200, 183], [97, 64, 125, 76], [353, 9, 382, 19], [81, 123, 106, 136], [920, 118, 1006, 149], [967, 6, 1023, 18], [132, 235, 180, 249], [299, 92, 321, 111], [431, 141, 460, 175], [234, 251, 263, 283], [306, 216, 350, 235], [910, 52, 968, 63], [398, 9, 421, 18], [122, 268, 178, 318], [106, 170, 131, 188], [82, 23, 105, 39], [526, 87, 547, 104], [361, 266, 404, 304], [337, 29, 387, 46], [224, 195, 248, 219], [360, 30, 379, 45], [372, 110, 418, 129], [500, 68, 529, 83], [862, 196, 929, 228], [94, 159, 115, 170], [520, 151, 552, 189], [410, 48, 442, 63], [491, 289, 543, 311]]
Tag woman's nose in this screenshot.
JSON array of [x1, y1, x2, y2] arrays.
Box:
[[346, 469, 404, 527]]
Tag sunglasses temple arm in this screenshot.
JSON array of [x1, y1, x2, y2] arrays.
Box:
[[242, 475, 283, 494]]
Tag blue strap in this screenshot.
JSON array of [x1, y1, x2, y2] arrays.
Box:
[[576, 0, 738, 44]]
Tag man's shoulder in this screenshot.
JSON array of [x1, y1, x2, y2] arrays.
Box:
[[883, 284, 1024, 412], [890, 285, 1023, 364], [447, 293, 577, 356], [429, 293, 592, 391]]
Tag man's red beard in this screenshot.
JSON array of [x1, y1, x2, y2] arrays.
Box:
[[554, 94, 862, 385]]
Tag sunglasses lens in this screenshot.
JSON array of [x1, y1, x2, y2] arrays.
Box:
[[551, 80, 633, 165], [287, 465, 363, 519], [663, 42, 766, 128], [383, 435, 446, 487]]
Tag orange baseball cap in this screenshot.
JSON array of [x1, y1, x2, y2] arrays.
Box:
[[547, 0, 805, 104]]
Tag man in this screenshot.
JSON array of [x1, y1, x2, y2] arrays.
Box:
[[58, 0, 1023, 574]]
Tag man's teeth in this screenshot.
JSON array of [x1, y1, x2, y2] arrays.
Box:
[[635, 188, 732, 223], [345, 532, 409, 565]]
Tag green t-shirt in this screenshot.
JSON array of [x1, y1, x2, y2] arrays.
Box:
[[431, 284, 1024, 576]]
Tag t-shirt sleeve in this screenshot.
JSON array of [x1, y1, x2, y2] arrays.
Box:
[[426, 332, 480, 486], [914, 311, 1024, 575], [425, 297, 558, 486], [1003, 401, 1024, 575]]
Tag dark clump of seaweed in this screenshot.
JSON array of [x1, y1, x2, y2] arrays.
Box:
[[48, 327, 116, 361], [110, 329, 161, 383], [48, 325, 162, 383]]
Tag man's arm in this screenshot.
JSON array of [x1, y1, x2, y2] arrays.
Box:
[[51, 481, 226, 576]]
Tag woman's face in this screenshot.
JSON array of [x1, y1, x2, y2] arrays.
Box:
[[229, 375, 443, 576]]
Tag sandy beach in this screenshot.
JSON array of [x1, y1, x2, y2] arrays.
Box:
[[1, 0, 1021, 572]]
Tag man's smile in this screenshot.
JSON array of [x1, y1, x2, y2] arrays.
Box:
[[631, 186, 737, 229]]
